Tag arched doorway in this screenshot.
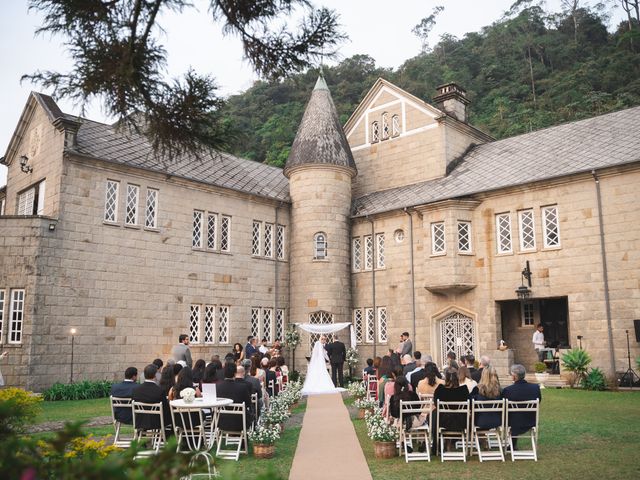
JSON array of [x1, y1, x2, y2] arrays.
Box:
[[438, 311, 476, 367], [308, 311, 333, 351]]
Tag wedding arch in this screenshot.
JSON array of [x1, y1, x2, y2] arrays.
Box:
[[294, 322, 356, 349]]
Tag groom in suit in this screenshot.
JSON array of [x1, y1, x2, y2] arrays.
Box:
[[325, 335, 347, 388]]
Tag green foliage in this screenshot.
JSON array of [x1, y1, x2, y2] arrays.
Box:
[[42, 380, 113, 401], [288, 370, 300, 382], [0, 387, 43, 434], [561, 348, 592, 387], [581, 367, 607, 391], [534, 362, 547, 373]]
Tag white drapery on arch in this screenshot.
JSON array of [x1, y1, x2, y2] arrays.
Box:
[[295, 322, 356, 349]]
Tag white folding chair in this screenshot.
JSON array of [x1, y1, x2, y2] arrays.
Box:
[[267, 379, 276, 398], [132, 401, 168, 457], [471, 399, 506, 462], [399, 399, 432, 462], [436, 400, 470, 462], [215, 402, 248, 461], [250, 392, 259, 431], [170, 404, 206, 452], [110, 396, 134, 448], [366, 374, 378, 402], [506, 399, 540, 461]]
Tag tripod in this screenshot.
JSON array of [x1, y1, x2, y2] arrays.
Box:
[[622, 330, 639, 388]]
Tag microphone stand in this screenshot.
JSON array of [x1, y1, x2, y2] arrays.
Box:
[[622, 330, 639, 389]]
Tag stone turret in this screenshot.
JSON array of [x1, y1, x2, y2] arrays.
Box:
[[433, 82, 470, 122], [284, 75, 356, 352]]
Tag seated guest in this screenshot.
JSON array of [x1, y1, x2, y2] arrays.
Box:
[[363, 358, 376, 377], [458, 366, 478, 395], [377, 356, 393, 406], [110, 367, 138, 424], [234, 365, 256, 426], [241, 359, 262, 403], [389, 376, 421, 428], [232, 343, 245, 363], [442, 351, 457, 371], [168, 366, 202, 401], [159, 365, 175, 398], [472, 366, 503, 430], [259, 338, 270, 355], [403, 352, 419, 376], [271, 340, 283, 357], [417, 363, 445, 399], [202, 362, 221, 384], [152, 359, 163, 383], [372, 356, 382, 374], [250, 354, 266, 385], [382, 368, 405, 419], [406, 352, 423, 383], [464, 354, 477, 378], [131, 364, 172, 430], [432, 367, 470, 452], [502, 364, 542, 447], [265, 358, 279, 397], [472, 355, 490, 383], [216, 362, 252, 433], [173, 362, 183, 382], [192, 359, 206, 386]]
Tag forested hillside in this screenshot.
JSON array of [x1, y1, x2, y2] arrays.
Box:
[[221, 3, 640, 167]]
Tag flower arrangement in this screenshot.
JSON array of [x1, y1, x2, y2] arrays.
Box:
[[262, 404, 290, 425], [365, 409, 399, 443], [64, 436, 120, 459], [346, 347, 359, 368], [347, 381, 367, 399], [284, 328, 301, 349], [179, 387, 196, 403], [249, 423, 281, 445], [354, 398, 377, 411]]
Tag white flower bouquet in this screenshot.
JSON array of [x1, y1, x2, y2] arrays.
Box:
[[263, 405, 290, 425], [347, 381, 367, 399], [249, 423, 281, 445], [346, 347, 359, 367], [365, 408, 398, 442], [180, 387, 196, 403], [284, 328, 301, 348], [354, 397, 377, 411]]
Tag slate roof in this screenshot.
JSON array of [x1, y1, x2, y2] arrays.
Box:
[[68, 115, 290, 202], [352, 106, 640, 217], [284, 76, 356, 177]]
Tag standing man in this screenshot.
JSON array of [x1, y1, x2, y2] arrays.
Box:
[[245, 336, 259, 359], [325, 335, 346, 387], [172, 334, 193, 368], [532, 324, 546, 362], [396, 332, 413, 357]]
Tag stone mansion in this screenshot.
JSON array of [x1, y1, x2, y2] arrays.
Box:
[[1, 76, 639, 391]]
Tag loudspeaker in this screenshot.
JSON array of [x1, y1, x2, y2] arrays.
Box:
[[634, 320, 640, 343]]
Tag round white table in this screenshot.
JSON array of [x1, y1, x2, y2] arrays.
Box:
[[170, 397, 233, 408], [170, 397, 234, 451]]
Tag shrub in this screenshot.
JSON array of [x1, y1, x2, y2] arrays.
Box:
[[0, 387, 42, 433], [42, 380, 113, 401], [582, 367, 607, 391], [534, 362, 547, 373], [288, 370, 300, 382], [364, 408, 398, 442], [561, 348, 592, 387]]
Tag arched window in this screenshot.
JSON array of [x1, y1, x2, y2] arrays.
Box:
[[392, 114, 401, 137], [371, 121, 379, 143], [314, 232, 327, 259], [381, 112, 390, 140]]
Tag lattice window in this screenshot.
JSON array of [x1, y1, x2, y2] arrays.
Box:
[[376, 233, 385, 268], [189, 304, 200, 344], [542, 206, 561, 248], [431, 222, 446, 254], [352, 238, 362, 271], [364, 235, 373, 270], [17, 187, 35, 216], [276, 225, 285, 260], [145, 189, 158, 228], [457, 221, 472, 253], [353, 309, 363, 344], [275, 309, 285, 341], [125, 184, 139, 225], [193, 210, 203, 248], [264, 223, 274, 258], [314, 232, 327, 260], [220, 216, 231, 252], [104, 180, 119, 222], [204, 305, 215, 344], [522, 302, 535, 326], [250, 307, 261, 339], [371, 121, 379, 143], [8, 289, 25, 344], [309, 311, 333, 350], [365, 308, 375, 343], [519, 210, 536, 251], [218, 306, 229, 343], [263, 308, 273, 343], [252, 221, 261, 256], [207, 213, 217, 249], [496, 213, 512, 254], [439, 312, 476, 367], [0, 290, 5, 344], [392, 114, 401, 137], [381, 112, 390, 140], [377, 307, 388, 343]]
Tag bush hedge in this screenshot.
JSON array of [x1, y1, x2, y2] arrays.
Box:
[[42, 380, 113, 401]]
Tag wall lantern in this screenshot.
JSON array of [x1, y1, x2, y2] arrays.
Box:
[[20, 155, 33, 174], [515, 260, 532, 300]]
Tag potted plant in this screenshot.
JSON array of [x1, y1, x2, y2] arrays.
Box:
[[534, 362, 549, 387], [346, 347, 359, 380], [561, 348, 592, 387], [354, 397, 377, 419], [284, 327, 301, 374], [263, 403, 290, 432], [249, 423, 280, 458], [365, 409, 398, 458], [347, 381, 367, 400]]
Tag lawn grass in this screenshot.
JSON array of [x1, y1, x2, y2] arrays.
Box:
[[353, 389, 640, 480], [35, 397, 111, 423]]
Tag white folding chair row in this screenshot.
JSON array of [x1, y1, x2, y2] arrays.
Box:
[[131, 401, 168, 458], [110, 396, 134, 448], [215, 402, 248, 461], [436, 400, 470, 462], [399, 398, 433, 462], [505, 399, 540, 461], [470, 399, 506, 462]]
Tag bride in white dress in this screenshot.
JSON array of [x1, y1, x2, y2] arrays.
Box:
[[302, 336, 341, 395]]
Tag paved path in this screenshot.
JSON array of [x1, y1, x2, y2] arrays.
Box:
[[289, 393, 372, 480]]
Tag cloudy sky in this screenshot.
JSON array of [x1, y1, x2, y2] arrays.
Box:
[[0, 0, 624, 186]]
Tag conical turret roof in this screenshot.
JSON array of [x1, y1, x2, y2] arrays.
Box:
[[283, 75, 357, 177]]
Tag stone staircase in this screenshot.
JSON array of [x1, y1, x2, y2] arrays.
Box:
[[499, 373, 568, 388]]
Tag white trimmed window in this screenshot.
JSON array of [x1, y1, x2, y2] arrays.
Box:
[[189, 304, 200, 344], [376, 233, 385, 268], [431, 222, 446, 255], [457, 221, 472, 253], [104, 180, 119, 222], [353, 308, 363, 344], [314, 232, 327, 260], [250, 307, 261, 339], [0, 290, 5, 343], [276, 225, 286, 260], [381, 112, 390, 140], [392, 115, 401, 137], [218, 305, 230, 343], [371, 121, 379, 143], [204, 305, 215, 344], [275, 309, 285, 341], [220, 216, 231, 252], [352, 238, 362, 271], [264, 223, 274, 258], [9, 289, 25, 344], [365, 308, 375, 343], [145, 188, 158, 228], [518, 209, 536, 251], [263, 308, 273, 343], [192, 210, 204, 248], [125, 184, 139, 225], [207, 213, 217, 249], [522, 301, 535, 326], [252, 221, 262, 256], [364, 235, 373, 270], [17, 181, 45, 216], [496, 213, 512, 254], [542, 206, 561, 248], [377, 307, 388, 343]]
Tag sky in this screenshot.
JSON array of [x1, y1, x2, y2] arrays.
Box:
[[0, 0, 624, 186]]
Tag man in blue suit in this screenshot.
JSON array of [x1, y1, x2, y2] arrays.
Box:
[[110, 367, 138, 424], [503, 364, 541, 448]]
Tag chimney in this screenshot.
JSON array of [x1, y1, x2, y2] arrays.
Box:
[[433, 83, 470, 122]]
